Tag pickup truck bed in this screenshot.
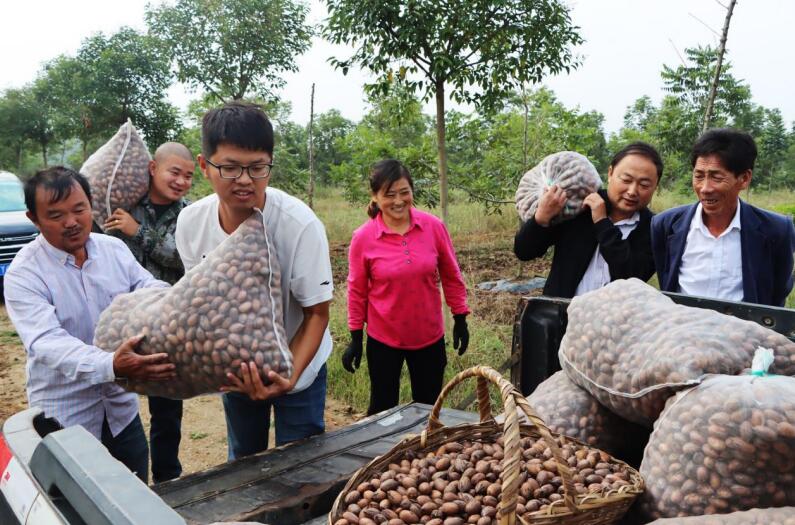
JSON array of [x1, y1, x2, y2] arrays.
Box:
[[157, 403, 476, 524]]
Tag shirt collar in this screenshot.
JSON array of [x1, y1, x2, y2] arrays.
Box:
[[691, 200, 742, 238], [39, 233, 95, 266], [375, 208, 422, 238], [614, 212, 640, 227]]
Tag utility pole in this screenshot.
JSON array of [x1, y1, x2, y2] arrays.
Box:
[[702, 0, 738, 133]]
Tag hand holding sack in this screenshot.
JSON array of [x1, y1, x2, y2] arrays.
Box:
[[637, 350, 795, 520], [559, 278, 795, 426], [514, 151, 601, 224], [94, 211, 293, 399], [80, 119, 151, 229]]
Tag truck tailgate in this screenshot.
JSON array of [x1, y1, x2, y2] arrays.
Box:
[[154, 403, 476, 525]]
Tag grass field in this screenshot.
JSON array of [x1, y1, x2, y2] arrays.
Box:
[[308, 186, 795, 414]]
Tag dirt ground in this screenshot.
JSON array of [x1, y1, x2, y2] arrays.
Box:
[[0, 305, 363, 478]]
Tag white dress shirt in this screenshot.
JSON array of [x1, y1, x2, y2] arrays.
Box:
[[575, 213, 640, 296], [3, 233, 168, 438], [677, 201, 743, 301]]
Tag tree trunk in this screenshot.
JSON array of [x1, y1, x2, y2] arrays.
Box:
[[15, 145, 22, 173], [307, 83, 316, 210], [42, 143, 48, 167], [434, 81, 449, 224], [522, 88, 530, 171], [82, 140, 88, 162], [702, 0, 737, 133]]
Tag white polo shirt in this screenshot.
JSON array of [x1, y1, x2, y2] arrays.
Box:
[[678, 201, 743, 301], [574, 213, 640, 296], [175, 188, 334, 394]]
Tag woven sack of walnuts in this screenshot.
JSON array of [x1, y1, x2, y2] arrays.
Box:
[[94, 210, 293, 399], [637, 350, 795, 521], [559, 278, 795, 427], [514, 151, 601, 224], [647, 506, 795, 525], [527, 371, 650, 467], [81, 119, 151, 229]]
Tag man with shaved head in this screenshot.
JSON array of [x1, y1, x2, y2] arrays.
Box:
[[104, 141, 194, 483]]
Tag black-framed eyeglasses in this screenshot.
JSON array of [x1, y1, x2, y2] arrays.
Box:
[[205, 159, 273, 180]]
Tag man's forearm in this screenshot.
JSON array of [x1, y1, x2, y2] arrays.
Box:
[[288, 303, 330, 381]]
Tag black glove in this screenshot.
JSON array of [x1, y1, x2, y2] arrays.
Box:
[[453, 314, 469, 356], [341, 329, 363, 373]]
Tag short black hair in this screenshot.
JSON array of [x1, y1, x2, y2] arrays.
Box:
[[201, 101, 274, 159], [610, 141, 664, 181], [24, 166, 92, 219], [690, 128, 757, 175]]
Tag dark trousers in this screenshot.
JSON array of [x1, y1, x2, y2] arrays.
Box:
[[221, 364, 327, 460], [101, 414, 149, 484], [147, 396, 183, 483], [366, 335, 447, 416]]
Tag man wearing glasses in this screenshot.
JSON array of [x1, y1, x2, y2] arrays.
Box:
[[103, 141, 194, 483], [174, 102, 333, 459]]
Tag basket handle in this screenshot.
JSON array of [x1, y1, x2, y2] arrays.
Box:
[[425, 366, 579, 523]]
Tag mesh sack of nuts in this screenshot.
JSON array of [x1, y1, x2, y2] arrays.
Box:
[[527, 371, 650, 467], [94, 210, 293, 399], [559, 278, 795, 427], [647, 506, 795, 525], [80, 119, 151, 229], [514, 151, 602, 223], [637, 351, 795, 521], [329, 366, 644, 525]]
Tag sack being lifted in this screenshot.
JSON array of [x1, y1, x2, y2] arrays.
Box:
[[638, 350, 795, 520], [94, 211, 293, 399], [559, 278, 795, 427], [80, 119, 151, 229], [514, 150, 601, 223]]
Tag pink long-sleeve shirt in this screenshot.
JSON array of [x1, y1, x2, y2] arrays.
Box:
[[347, 208, 471, 350]]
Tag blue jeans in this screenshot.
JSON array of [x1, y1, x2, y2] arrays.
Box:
[[222, 365, 327, 460], [147, 396, 183, 483], [101, 414, 149, 484]]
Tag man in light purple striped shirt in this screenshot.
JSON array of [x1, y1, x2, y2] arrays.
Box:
[[3, 167, 176, 483]]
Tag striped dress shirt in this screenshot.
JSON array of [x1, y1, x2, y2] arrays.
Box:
[[3, 233, 168, 438]]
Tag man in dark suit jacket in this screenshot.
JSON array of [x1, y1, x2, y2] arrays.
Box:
[[514, 142, 663, 298], [651, 128, 795, 307]]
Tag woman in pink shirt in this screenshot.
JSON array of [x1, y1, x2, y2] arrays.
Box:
[[343, 159, 471, 415]]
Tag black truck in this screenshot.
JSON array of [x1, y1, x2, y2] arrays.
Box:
[[2, 293, 794, 525]]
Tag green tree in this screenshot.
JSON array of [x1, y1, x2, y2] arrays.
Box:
[[331, 84, 437, 207], [146, 0, 313, 102], [755, 108, 789, 189], [313, 110, 354, 184], [76, 27, 181, 148], [325, 0, 582, 222], [661, 46, 751, 130], [41, 28, 179, 159], [0, 89, 34, 171]]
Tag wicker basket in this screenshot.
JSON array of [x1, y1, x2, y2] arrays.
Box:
[[329, 366, 644, 525]]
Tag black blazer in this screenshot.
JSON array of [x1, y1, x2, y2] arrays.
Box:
[[651, 200, 795, 307], [514, 190, 655, 298]]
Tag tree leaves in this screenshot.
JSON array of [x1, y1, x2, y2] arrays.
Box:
[[145, 0, 313, 103]]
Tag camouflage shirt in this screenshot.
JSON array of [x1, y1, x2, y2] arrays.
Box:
[[117, 195, 190, 285]]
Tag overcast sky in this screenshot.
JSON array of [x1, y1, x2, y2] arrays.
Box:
[[1, 0, 793, 134]]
